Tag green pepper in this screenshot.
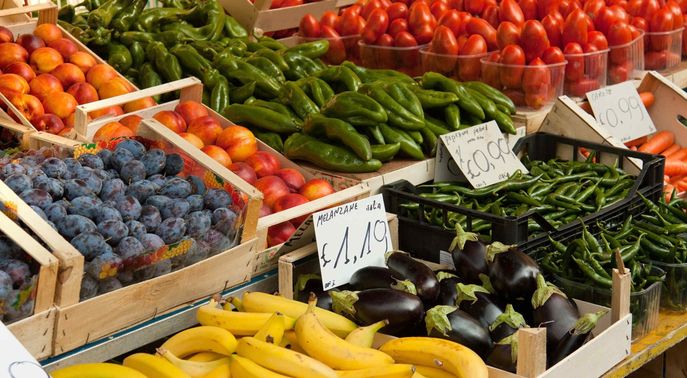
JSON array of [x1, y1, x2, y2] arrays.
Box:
[[138, 63, 162, 101], [285, 40, 329, 59], [134, 6, 198, 32], [315, 66, 362, 93], [359, 84, 425, 130], [58, 4, 76, 22], [224, 15, 248, 38], [420, 126, 438, 155], [573, 257, 612, 287], [191, 40, 228, 61], [379, 124, 425, 160], [210, 76, 230, 113], [279, 82, 319, 119], [371, 143, 401, 162], [285, 133, 382, 172], [215, 54, 282, 99], [283, 51, 324, 80], [253, 130, 283, 153], [170, 44, 221, 86], [88, 0, 128, 28], [107, 42, 132, 73], [147, 42, 182, 82], [405, 84, 459, 109], [166, 0, 225, 41], [82, 26, 112, 46], [464, 81, 516, 115], [111, 0, 146, 33], [245, 56, 285, 83], [424, 116, 451, 136], [295, 77, 334, 108], [443, 103, 461, 131], [421, 72, 485, 120], [252, 49, 289, 72], [385, 81, 424, 119], [341, 61, 415, 84], [128, 41, 145, 68], [304, 114, 372, 161], [366, 125, 385, 145], [225, 104, 300, 134], [255, 37, 286, 51], [230, 82, 256, 104], [320, 91, 388, 127]]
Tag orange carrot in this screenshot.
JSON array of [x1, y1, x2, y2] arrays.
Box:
[[630, 145, 638, 151], [665, 160, 687, 176], [640, 91, 655, 109], [639, 131, 675, 154], [670, 175, 686, 184], [677, 180, 687, 192], [662, 144, 681, 157], [668, 147, 687, 161], [625, 135, 648, 148]]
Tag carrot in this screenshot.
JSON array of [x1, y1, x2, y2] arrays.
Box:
[[639, 131, 675, 154], [665, 160, 687, 176], [639, 91, 655, 109], [625, 135, 648, 148], [579, 102, 593, 114], [668, 147, 687, 161], [677, 180, 687, 192], [630, 145, 638, 151], [670, 175, 686, 184], [661, 144, 681, 157]]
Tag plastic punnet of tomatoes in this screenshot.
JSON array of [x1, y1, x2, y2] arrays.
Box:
[[420, 49, 487, 81], [563, 48, 609, 98], [359, 40, 428, 77], [297, 12, 363, 65], [644, 28, 683, 70], [296, 33, 362, 65], [608, 32, 645, 84]]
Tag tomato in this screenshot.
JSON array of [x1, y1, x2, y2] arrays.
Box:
[[485, 0, 497, 8], [340, 11, 364, 35], [431, 25, 460, 54], [497, 22, 521, 49], [376, 33, 394, 46], [541, 46, 566, 63], [629, 24, 641, 39], [563, 42, 585, 81], [413, 23, 436, 44], [626, 0, 642, 16], [439, 10, 471, 36], [448, 0, 464, 10], [374, 33, 395, 66], [521, 20, 550, 62], [387, 2, 409, 21], [558, 0, 578, 19], [631, 16, 649, 31], [281, 0, 303, 6], [388, 18, 409, 37], [271, 0, 285, 8], [341, 4, 361, 17], [465, 0, 486, 13], [362, 9, 390, 43], [523, 58, 551, 109], [466, 18, 497, 50], [361, 0, 383, 20], [640, 0, 661, 20], [499, 0, 525, 27], [461, 33, 488, 54], [299, 14, 321, 37], [542, 14, 563, 47], [645, 50, 668, 69], [650, 8, 674, 51], [499, 44, 526, 89], [583, 0, 604, 20], [431, 0, 450, 19], [666, 1, 684, 29], [683, 19, 687, 54], [594, 7, 620, 35], [456, 34, 469, 51], [380, 0, 392, 8], [587, 30, 609, 49], [394, 31, 419, 47], [562, 8, 589, 46], [519, 0, 537, 20], [320, 11, 339, 30], [607, 21, 633, 46], [321, 26, 347, 64], [567, 78, 601, 97], [482, 5, 500, 28], [409, 1, 436, 34], [482, 51, 502, 87]]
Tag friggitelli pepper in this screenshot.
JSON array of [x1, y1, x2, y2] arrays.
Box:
[[284, 133, 382, 173], [304, 114, 372, 161], [87, 0, 128, 29], [359, 84, 425, 131], [107, 42, 132, 73], [279, 82, 319, 119], [111, 0, 146, 33], [315, 66, 362, 93], [224, 15, 248, 38], [165, 0, 225, 41], [285, 40, 330, 59], [320, 91, 388, 127], [147, 42, 182, 82], [133, 6, 197, 32], [224, 104, 301, 134]]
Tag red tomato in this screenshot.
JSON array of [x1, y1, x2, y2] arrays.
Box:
[[631, 16, 649, 31], [587, 30, 609, 49], [431, 25, 460, 54], [523, 57, 552, 109], [465, 0, 486, 14], [375, 33, 394, 46], [499, 0, 525, 27], [461, 33, 488, 54], [413, 23, 436, 44], [466, 18, 497, 50], [394, 31, 419, 47], [362, 9, 390, 43], [439, 10, 471, 36], [482, 51, 502, 87], [388, 18, 409, 37], [499, 44, 526, 89], [607, 21, 633, 46], [340, 11, 362, 35], [542, 14, 563, 48], [448, 0, 464, 10], [639, 0, 660, 20], [321, 26, 346, 64], [431, 0, 451, 19], [558, 0, 578, 19], [497, 21, 522, 49], [380, 0, 391, 8], [281, 0, 303, 6], [583, 0, 605, 20], [567, 78, 601, 97], [626, 0, 642, 16], [562, 8, 589, 46], [374, 33, 395, 65], [519, 0, 538, 20], [542, 46, 566, 63], [521, 20, 551, 62], [629, 24, 641, 39], [482, 5, 500, 28], [485, 0, 497, 8], [594, 7, 620, 35], [387, 2, 409, 21], [645, 50, 668, 69], [409, 1, 436, 34], [563, 42, 585, 81], [608, 61, 632, 83], [299, 14, 321, 38], [650, 8, 675, 51], [320, 11, 339, 30], [341, 4, 361, 17], [610, 5, 630, 23], [683, 19, 687, 54], [456, 34, 469, 51], [361, 0, 384, 20]]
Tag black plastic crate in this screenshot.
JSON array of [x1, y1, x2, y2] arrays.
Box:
[[382, 132, 665, 262]]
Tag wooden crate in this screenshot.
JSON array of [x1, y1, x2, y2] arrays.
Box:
[[0, 0, 32, 26], [7, 307, 57, 360]]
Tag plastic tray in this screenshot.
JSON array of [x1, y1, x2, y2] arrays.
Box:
[[420, 49, 487, 82], [644, 28, 683, 70], [564, 49, 609, 98], [608, 32, 645, 84], [359, 41, 427, 77], [652, 259, 687, 312]]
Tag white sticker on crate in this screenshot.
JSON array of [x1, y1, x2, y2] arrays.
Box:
[[587, 82, 656, 143]]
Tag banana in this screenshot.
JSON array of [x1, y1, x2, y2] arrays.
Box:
[[199, 363, 231, 378], [123, 353, 191, 378], [160, 325, 237, 358], [379, 337, 488, 378], [414, 365, 458, 378], [230, 355, 291, 378], [225, 296, 244, 311], [158, 348, 230, 377], [254, 312, 287, 344], [280, 329, 307, 353], [344, 319, 389, 348], [188, 352, 225, 362], [198, 299, 296, 336], [412, 372, 429, 378], [236, 336, 338, 378], [336, 364, 416, 378], [50, 363, 148, 378], [295, 301, 394, 370], [242, 291, 357, 337]]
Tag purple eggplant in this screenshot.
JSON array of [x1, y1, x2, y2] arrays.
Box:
[[349, 266, 418, 294], [450, 224, 489, 284], [487, 242, 540, 302], [489, 304, 527, 342], [548, 310, 608, 367], [294, 274, 333, 311], [487, 334, 518, 373], [531, 274, 580, 355], [437, 272, 461, 305], [330, 288, 425, 336], [386, 251, 439, 304], [455, 283, 505, 329], [425, 305, 493, 358]]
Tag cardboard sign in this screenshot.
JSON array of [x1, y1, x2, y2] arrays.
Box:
[[313, 194, 391, 290], [0, 323, 48, 378], [587, 82, 656, 143], [434, 121, 528, 187]]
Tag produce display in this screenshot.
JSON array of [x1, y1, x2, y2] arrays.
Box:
[[0, 221, 39, 324], [298, 13, 363, 65]]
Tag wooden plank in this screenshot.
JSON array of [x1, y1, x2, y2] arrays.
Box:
[[516, 328, 547, 378], [665, 338, 687, 378], [0, 0, 31, 25], [612, 268, 632, 323], [220, 0, 340, 34], [7, 307, 57, 360], [514, 108, 550, 134]]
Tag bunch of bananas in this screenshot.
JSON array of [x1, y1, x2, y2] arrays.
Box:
[[50, 292, 488, 378]]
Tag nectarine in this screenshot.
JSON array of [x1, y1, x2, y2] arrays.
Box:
[[202, 145, 232, 167], [48, 38, 78, 59], [216, 125, 257, 162], [175, 101, 209, 125], [15, 34, 44, 55], [179, 132, 205, 149], [93, 121, 134, 142], [254, 175, 290, 208], [229, 162, 258, 185], [66, 82, 98, 105], [0, 73, 29, 96], [33, 24, 62, 44], [273, 193, 310, 226], [153, 110, 187, 133], [245, 151, 280, 178], [29, 73, 62, 100], [274, 168, 306, 192], [0, 43, 28, 70], [69, 51, 96, 73], [123, 97, 156, 113], [267, 222, 296, 246], [43, 92, 77, 119], [187, 115, 223, 146], [89, 105, 124, 120], [32, 113, 65, 134], [30, 47, 63, 73], [119, 114, 142, 133], [98, 77, 132, 99], [0, 26, 13, 44], [9, 93, 44, 121], [50, 63, 85, 88], [86, 64, 117, 90], [4, 62, 35, 83], [299, 179, 335, 201]]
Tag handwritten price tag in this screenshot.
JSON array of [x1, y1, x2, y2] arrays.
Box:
[[434, 121, 528, 188], [313, 194, 391, 290], [586, 81, 656, 143]]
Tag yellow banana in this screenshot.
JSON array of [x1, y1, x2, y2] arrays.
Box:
[[280, 330, 307, 353], [188, 352, 225, 362], [198, 299, 296, 336], [254, 312, 287, 345], [336, 364, 416, 378], [295, 301, 394, 370], [160, 325, 237, 358], [414, 365, 458, 378], [225, 296, 244, 311], [230, 355, 291, 378], [242, 291, 356, 337], [344, 319, 389, 348], [123, 353, 191, 378], [50, 363, 148, 378], [158, 348, 230, 377], [199, 363, 231, 378], [236, 336, 338, 378], [379, 337, 488, 378], [412, 372, 428, 378]]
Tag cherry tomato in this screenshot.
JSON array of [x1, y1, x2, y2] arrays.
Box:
[[482, 5, 500, 28], [523, 57, 552, 109], [439, 10, 471, 36], [388, 18, 409, 37], [541, 46, 566, 64], [542, 14, 563, 48], [394, 31, 419, 47], [320, 11, 340, 30], [362, 9, 390, 43], [631, 16, 649, 31], [387, 2, 409, 21], [299, 14, 321, 38], [521, 20, 550, 62], [499, 44, 526, 89], [587, 30, 609, 49], [499, 0, 525, 27], [519, 0, 538, 20], [563, 42, 585, 81], [666, 1, 684, 30], [361, 0, 383, 20], [413, 23, 436, 44], [431, 0, 451, 19], [562, 8, 589, 46], [321, 26, 347, 64], [497, 21, 521, 49], [466, 18, 497, 50], [409, 1, 437, 34], [482, 51, 502, 87], [583, 0, 605, 20], [465, 0, 486, 14]]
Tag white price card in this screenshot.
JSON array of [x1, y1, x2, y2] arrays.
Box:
[[434, 121, 528, 188], [586, 81, 656, 143], [0, 322, 48, 378], [313, 194, 391, 290]]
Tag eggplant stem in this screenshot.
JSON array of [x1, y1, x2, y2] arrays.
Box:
[[486, 242, 515, 263], [479, 274, 495, 294], [436, 271, 458, 282], [295, 273, 321, 294], [450, 223, 480, 251], [391, 279, 418, 295], [489, 304, 527, 331], [531, 274, 567, 309], [573, 309, 609, 335], [455, 283, 490, 307], [496, 333, 519, 364], [425, 305, 457, 336], [384, 250, 408, 262], [329, 290, 359, 317]]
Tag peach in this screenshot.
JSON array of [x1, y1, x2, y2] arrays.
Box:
[[119, 114, 142, 133], [69, 51, 96, 73], [187, 115, 223, 145], [245, 151, 281, 178], [260, 204, 273, 217], [4, 62, 35, 83], [202, 145, 232, 167], [274, 168, 306, 192], [86, 64, 117, 90], [15, 34, 44, 55], [273, 193, 310, 226], [267, 222, 296, 246], [66, 82, 98, 105], [0, 73, 29, 95], [9, 93, 44, 121], [229, 162, 257, 185], [43, 92, 77, 119], [98, 77, 132, 99], [123, 97, 156, 113], [50, 63, 85, 88], [0, 43, 28, 70], [63, 112, 75, 128], [32, 113, 65, 134], [89, 105, 123, 120], [29, 73, 63, 100], [254, 175, 290, 208], [175, 101, 209, 125], [93, 121, 134, 142], [30, 47, 63, 73], [179, 132, 205, 149], [0, 26, 13, 43], [33, 24, 62, 44], [216, 125, 257, 162], [153, 110, 187, 133], [47, 38, 78, 60], [299, 179, 335, 201]]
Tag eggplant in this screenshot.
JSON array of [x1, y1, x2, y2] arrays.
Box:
[[425, 305, 493, 358], [450, 224, 489, 284], [487, 242, 540, 301], [455, 283, 505, 329], [487, 334, 518, 373], [348, 266, 417, 294], [489, 304, 527, 342], [386, 251, 439, 304], [531, 274, 580, 355], [547, 310, 609, 367], [330, 288, 425, 336], [293, 274, 333, 311], [437, 272, 461, 305]]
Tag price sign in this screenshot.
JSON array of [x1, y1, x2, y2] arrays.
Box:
[[586, 81, 656, 143], [313, 194, 391, 290], [434, 121, 528, 188], [0, 322, 48, 377]]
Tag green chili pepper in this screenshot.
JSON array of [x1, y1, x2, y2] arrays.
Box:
[[224, 15, 248, 38], [379, 124, 425, 160], [304, 114, 372, 161], [111, 0, 146, 33], [371, 143, 401, 162], [279, 82, 319, 119], [224, 104, 301, 134], [210, 76, 230, 113], [405, 84, 459, 109], [253, 130, 283, 153], [88, 0, 128, 28], [107, 42, 132, 73], [320, 91, 388, 127], [573, 257, 612, 287], [358, 83, 426, 131], [443, 104, 462, 131], [230, 82, 256, 104], [284, 133, 382, 173]]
